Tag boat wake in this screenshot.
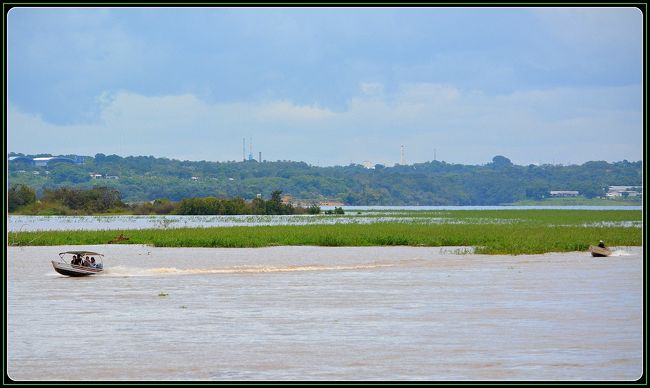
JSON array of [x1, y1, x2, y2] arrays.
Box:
[[609, 250, 635, 257], [102, 262, 397, 277]]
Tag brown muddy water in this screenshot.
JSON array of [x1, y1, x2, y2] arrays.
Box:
[[6, 245, 643, 381]]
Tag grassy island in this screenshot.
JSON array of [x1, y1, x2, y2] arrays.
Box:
[[8, 210, 642, 255]]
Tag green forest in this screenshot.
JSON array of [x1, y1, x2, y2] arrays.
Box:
[[8, 153, 643, 206], [8, 185, 319, 216]]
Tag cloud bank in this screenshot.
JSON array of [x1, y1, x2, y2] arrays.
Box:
[[9, 82, 641, 166]]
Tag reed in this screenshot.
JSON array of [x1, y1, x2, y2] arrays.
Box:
[[8, 220, 641, 254]]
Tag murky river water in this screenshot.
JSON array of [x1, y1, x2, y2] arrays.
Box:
[[7, 245, 642, 381]]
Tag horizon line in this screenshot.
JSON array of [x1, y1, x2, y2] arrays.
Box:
[[7, 151, 642, 168]]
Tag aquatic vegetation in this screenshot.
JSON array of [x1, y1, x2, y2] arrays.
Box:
[[7, 210, 641, 254], [8, 224, 641, 255]]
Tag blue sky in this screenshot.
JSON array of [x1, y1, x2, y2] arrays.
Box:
[[7, 7, 643, 166]]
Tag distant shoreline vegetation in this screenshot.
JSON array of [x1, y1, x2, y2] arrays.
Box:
[[8, 185, 325, 216], [8, 183, 640, 216], [8, 153, 643, 206]]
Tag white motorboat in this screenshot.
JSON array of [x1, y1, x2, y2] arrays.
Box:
[[52, 251, 104, 277]]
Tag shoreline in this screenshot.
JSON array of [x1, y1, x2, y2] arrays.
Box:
[[9, 244, 642, 257]]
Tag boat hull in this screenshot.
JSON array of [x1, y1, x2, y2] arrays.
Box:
[[589, 246, 612, 257], [51, 261, 103, 277]]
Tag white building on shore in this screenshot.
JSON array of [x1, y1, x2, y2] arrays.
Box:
[[549, 190, 579, 197], [606, 185, 642, 198]]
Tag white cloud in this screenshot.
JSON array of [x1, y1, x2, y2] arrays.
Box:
[[360, 82, 384, 96], [8, 83, 642, 166], [254, 100, 335, 121]]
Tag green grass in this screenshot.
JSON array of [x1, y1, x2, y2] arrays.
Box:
[[8, 209, 643, 255]]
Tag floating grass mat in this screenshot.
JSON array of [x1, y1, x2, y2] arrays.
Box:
[[8, 220, 642, 255]]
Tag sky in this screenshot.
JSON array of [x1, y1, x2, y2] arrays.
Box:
[[6, 7, 643, 166]]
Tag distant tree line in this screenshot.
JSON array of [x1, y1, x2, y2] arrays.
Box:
[[8, 185, 316, 216], [8, 184, 37, 212], [8, 185, 126, 215], [172, 190, 296, 215], [8, 153, 643, 206]]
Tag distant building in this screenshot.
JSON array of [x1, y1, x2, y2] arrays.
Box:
[[90, 173, 119, 180], [607, 185, 642, 198], [549, 191, 579, 197]]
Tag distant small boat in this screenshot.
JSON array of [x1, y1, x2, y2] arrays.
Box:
[[52, 251, 104, 277], [589, 245, 612, 257]]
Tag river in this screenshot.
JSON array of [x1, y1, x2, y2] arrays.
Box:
[[7, 245, 643, 381]]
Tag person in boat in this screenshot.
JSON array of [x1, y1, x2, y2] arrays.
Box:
[[71, 254, 80, 265], [90, 257, 97, 268], [598, 240, 606, 249], [82, 256, 91, 267]]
